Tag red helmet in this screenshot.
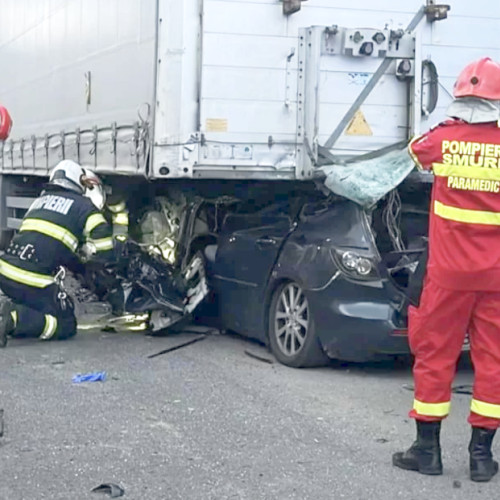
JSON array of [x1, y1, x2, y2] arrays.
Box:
[[453, 57, 500, 100], [0, 106, 12, 141]]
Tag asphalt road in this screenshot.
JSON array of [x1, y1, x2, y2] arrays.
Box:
[[0, 325, 496, 500]]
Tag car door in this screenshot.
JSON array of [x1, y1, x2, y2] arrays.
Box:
[[213, 210, 293, 337]]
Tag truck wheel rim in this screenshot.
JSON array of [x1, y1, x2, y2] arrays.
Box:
[[274, 283, 309, 356]]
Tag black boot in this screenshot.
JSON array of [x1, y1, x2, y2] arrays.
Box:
[[469, 427, 499, 482], [0, 299, 14, 348], [393, 421, 443, 475]]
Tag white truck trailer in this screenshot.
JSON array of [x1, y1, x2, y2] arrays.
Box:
[[0, 0, 496, 240]]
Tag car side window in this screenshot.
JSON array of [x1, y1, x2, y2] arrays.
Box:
[[221, 199, 294, 234]]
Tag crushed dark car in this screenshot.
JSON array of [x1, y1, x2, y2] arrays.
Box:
[[74, 159, 433, 367], [89, 171, 429, 367], [197, 175, 431, 366]]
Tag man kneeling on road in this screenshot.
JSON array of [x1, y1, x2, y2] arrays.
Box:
[[0, 160, 115, 346]]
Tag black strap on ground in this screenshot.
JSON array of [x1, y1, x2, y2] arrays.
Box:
[[147, 335, 207, 359], [244, 350, 274, 364]]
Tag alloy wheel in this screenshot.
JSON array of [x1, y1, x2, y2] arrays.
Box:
[[274, 282, 309, 356]]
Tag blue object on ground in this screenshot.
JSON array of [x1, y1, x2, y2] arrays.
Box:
[[72, 371, 107, 383]]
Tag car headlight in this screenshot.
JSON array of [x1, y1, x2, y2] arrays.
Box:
[[355, 257, 373, 276], [334, 250, 379, 280], [342, 251, 358, 270]]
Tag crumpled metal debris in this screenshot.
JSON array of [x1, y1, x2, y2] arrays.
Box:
[[91, 483, 125, 497], [139, 195, 186, 264]]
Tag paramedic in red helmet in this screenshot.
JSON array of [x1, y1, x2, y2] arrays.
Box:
[[393, 57, 500, 482], [0, 105, 13, 141], [0, 160, 115, 346]]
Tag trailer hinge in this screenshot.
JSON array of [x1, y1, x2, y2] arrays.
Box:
[[425, 2, 450, 22], [91, 126, 98, 168], [281, 0, 308, 16], [75, 128, 81, 164], [8, 140, 14, 169], [30, 135, 36, 169], [133, 122, 140, 171], [44, 134, 49, 170], [19, 138, 25, 169], [110, 122, 117, 170], [60, 130, 66, 160]]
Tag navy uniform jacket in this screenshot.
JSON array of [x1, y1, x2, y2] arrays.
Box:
[[0, 186, 114, 289]]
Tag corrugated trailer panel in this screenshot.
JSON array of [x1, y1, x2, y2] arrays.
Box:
[[2, 0, 500, 181], [150, 0, 202, 179], [194, 0, 500, 177], [0, 0, 156, 176], [196, 0, 426, 176]]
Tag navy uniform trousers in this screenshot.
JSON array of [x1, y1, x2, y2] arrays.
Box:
[[0, 274, 76, 340]]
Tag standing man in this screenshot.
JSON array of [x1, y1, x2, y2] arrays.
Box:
[[0, 159, 114, 346], [393, 57, 500, 482]]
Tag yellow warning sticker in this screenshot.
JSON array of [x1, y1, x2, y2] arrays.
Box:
[[206, 118, 228, 132], [345, 109, 373, 136]]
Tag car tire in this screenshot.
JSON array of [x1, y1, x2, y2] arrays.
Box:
[[268, 281, 329, 368]]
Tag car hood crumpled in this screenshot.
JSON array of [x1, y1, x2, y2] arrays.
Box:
[[319, 148, 415, 208]]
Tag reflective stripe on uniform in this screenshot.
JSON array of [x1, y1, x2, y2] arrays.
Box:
[[84, 213, 107, 236], [413, 399, 451, 417], [20, 218, 79, 251], [433, 163, 500, 181], [471, 398, 500, 419], [10, 310, 17, 327], [39, 314, 57, 340], [408, 135, 425, 170], [434, 200, 500, 226], [0, 259, 54, 288], [108, 201, 126, 213], [90, 237, 114, 251], [112, 212, 129, 225]]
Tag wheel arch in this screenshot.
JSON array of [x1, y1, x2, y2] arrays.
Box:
[[265, 277, 329, 367]]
